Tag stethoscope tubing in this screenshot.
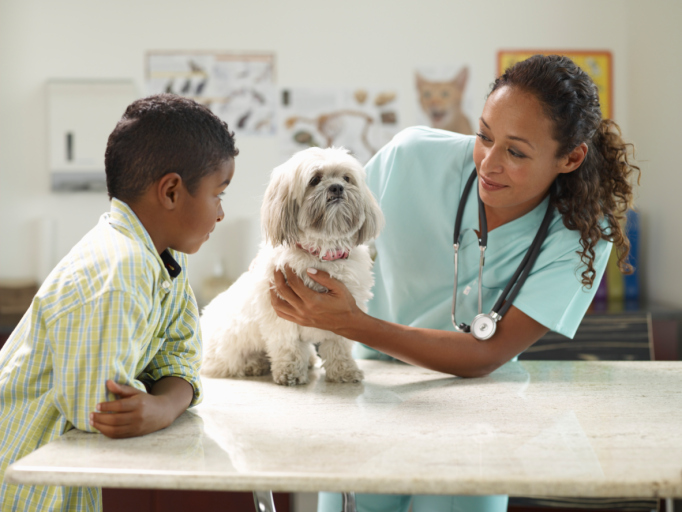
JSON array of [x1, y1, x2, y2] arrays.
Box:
[[451, 167, 553, 337]]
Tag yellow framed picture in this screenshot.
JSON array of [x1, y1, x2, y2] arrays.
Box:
[[497, 50, 613, 120]]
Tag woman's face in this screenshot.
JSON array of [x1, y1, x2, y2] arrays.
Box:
[[472, 86, 578, 225]]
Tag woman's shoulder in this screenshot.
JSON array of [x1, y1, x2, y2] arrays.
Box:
[[368, 126, 475, 179], [390, 126, 475, 152]]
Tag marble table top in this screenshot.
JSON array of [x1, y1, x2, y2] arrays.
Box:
[[6, 360, 682, 498]]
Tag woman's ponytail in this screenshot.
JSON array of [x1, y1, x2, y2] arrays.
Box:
[[588, 119, 640, 276]]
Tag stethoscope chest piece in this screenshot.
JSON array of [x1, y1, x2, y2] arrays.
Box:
[[470, 313, 497, 341]]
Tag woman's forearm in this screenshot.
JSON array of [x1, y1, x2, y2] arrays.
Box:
[[336, 311, 502, 378], [270, 266, 548, 378]]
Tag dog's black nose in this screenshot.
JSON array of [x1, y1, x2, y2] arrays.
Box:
[[328, 184, 344, 196]]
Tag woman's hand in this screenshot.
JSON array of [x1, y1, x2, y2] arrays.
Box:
[[90, 377, 193, 439], [269, 266, 363, 335]]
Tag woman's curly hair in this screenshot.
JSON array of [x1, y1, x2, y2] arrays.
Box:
[[491, 55, 640, 287]]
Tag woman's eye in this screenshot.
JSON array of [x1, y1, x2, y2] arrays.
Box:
[[309, 176, 321, 186], [508, 149, 527, 159], [476, 132, 490, 142], [343, 176, 350, 183]]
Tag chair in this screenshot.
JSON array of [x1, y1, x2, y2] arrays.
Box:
[[510, 310, 660, 512]]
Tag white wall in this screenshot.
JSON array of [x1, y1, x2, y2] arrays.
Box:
[[626, 0, 682, 308], [2, 0, 677, 307]]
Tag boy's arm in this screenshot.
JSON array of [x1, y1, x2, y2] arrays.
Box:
[[89, 376, 193, 438], [47, 290, 152, 434], [136, 287, 203, 408]]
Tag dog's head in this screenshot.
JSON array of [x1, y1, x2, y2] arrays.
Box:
[[261, 147, 384, 247]]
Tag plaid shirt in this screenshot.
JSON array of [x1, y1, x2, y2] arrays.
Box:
[[0, 198, 203, 511]]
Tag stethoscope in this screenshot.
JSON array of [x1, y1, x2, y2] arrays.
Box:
[[451, 168, 554, 340]]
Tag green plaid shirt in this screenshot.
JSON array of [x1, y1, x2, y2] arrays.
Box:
[[0, 198, 203, 511]]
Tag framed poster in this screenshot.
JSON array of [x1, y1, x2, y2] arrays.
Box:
[[146, 51, 277, 136], [279, 87, 399, 165], [497, 50, 613, 119]]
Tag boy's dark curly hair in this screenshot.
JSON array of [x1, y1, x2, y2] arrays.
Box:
[[105, 94, 239, 202], [491, 55, 640, 287]]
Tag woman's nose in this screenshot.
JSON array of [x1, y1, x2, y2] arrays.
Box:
[[217, 204, 225, 223], [481, 146, 504, 174]]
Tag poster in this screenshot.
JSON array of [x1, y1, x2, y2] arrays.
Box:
[[279, 87, 399, 165], [146, 52, 277, 135], [498, 50, 613, 119], [414, 64, 475, 135]]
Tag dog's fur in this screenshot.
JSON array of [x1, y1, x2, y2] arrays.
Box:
[[200, 147, 384, 386]]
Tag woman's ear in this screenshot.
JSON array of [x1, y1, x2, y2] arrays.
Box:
[[260, 168, 299, 246], [560, 143, 589, 174], [157, 173, 183, 209]]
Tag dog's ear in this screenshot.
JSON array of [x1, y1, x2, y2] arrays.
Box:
[[355, 184, 384, 246], [261, 166, 299, 246]]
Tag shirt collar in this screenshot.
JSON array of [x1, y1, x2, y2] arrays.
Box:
[[108, 198, 183, 279]]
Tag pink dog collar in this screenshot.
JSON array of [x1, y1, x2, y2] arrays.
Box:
[[296, 243, 350, 261]]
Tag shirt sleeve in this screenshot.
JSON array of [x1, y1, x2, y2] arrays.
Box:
[[137, 286, 203, 407], [512, 232, 612, 339], [47, 290, 151, 433]]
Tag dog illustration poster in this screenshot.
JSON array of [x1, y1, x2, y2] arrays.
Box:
[[146, 51, 277, 136], [498, 50, 612, 119], [279, 87, 400, 165], [415, 65, 475, 135]]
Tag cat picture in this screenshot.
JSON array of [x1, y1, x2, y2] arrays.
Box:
[[416, 66, 473, 135]]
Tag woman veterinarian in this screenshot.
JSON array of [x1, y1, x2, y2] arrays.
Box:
[[271, 54, 639, 512]]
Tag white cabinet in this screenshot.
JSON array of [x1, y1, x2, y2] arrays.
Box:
[[47, 80, 138, 191]]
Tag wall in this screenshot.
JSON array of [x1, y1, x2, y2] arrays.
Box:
[[626, 0, 682, 307], [1, 0, 673, 307]]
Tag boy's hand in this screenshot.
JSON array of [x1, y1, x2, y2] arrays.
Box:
[[90, 380, 179, 439]]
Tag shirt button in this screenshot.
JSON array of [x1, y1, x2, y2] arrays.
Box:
[[162, 281, 171, 291]]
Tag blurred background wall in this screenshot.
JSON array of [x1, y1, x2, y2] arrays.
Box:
[[0, 0, 680, 307]]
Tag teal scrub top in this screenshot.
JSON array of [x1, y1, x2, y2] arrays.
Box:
[[359, 126, 611, 358]]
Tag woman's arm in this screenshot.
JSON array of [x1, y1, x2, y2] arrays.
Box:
[[271, 267, 549, 378]]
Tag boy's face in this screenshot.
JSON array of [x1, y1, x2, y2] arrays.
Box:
[[171, 158, 234, 254]]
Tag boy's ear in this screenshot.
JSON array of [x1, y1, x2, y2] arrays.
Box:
[[157, 173, 183, 209]]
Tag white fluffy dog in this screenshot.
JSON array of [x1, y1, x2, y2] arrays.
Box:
[[200, 147, 384, 386]]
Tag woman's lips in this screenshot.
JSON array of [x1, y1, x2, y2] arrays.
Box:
[[480, 174, 507, 191]]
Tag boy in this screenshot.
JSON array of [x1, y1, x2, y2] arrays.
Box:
[[0, 94, 238, 511]]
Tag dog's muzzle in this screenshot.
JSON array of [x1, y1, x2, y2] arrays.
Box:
[[326, 184, 344, 203]]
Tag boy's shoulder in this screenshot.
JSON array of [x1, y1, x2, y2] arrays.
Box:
[[38, 201, 176, 324]]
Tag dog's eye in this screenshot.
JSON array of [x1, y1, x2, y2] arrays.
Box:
[[343, 176, 350, 183], [309, 176, 321, 187]]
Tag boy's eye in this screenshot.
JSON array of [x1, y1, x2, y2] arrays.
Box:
[[309, 176, 321, 187]]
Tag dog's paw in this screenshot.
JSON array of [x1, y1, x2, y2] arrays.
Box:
[[243, 352, 271, 376], [324, 362, 364, 383], [271, 360, 309, 386], [272, 370, 309, 386]]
